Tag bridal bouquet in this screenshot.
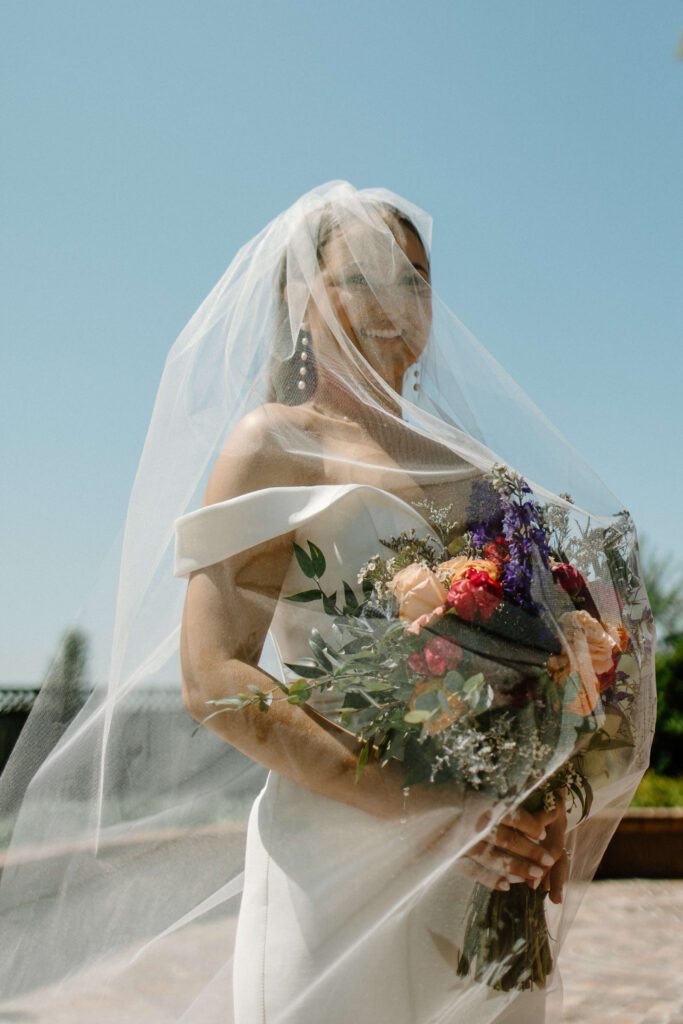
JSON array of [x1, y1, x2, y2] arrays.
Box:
[[210, 466, 645, 991]]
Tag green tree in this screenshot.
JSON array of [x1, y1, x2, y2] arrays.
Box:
[[638, 539, 683, 779], [42, 627, 89, 727], [650, 639, 683, 777], [0, 628, 90, 848], [640, 536, 683, 649]]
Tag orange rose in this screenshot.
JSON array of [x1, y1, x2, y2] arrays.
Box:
[[435, 556, 500, 588], [387, 563, 448, 624], [603, 618, 630, 653], [548, 610, 616, 716], [576, 610, 617, 675]]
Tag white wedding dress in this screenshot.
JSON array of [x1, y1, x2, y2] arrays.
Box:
[[175, 484, 550, 1024]]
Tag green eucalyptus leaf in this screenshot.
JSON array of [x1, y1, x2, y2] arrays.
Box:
[[445, 670, 465, 693], [383, 731, 406, 762], [322, 592, 338, 616], [284, 662, 326, 679], [402, 761, 432, 787], [286, 589, 322, 603], [447, 535, 466, 556], [342, 581, 360, 613], [437, 690, 451, 716], [309, 633, 334, 671], [582, 777, 594, 820], [413, 691, 440, 713], [355, 740, 371, 781], [307, 541, 326, 577], [563, 672, 582, 702], [404, 709, 434, 724], [292, 541, 316, 579], [288, 678, 312, 695], [463, 673, 484, 694]]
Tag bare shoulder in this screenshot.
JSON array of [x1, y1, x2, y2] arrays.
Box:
[[203, 403, 318, 506]]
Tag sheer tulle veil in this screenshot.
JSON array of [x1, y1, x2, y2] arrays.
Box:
[[0, 181, 655, 1021]]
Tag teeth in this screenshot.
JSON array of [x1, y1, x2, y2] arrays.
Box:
[[361, 328, 405, 338]]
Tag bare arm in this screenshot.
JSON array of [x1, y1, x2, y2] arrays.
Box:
[[181, 406, 418, 819], [180, 406, 564, 888], [181, 547, 418, 820]]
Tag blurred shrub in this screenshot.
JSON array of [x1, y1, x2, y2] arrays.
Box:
[[649, 637, 683, 777], [631, 769, 683, 807]]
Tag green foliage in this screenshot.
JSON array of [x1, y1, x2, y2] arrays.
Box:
[[649, 637, 683, 776], [43, 628, 89, 725], [292, 540, 326, 579], [640, 536, 683, 647], [631, 770, 683, 807]]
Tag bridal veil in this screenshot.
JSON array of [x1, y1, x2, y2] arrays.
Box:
[[0, 182, 655, 1022]]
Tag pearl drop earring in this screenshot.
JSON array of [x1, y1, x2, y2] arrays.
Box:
[[297, 331, 310, 391]]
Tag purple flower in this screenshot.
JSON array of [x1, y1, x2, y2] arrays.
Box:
[[467, 472, 551, 613]]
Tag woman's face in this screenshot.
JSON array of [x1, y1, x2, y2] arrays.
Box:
[[308, 216, 432, 391]]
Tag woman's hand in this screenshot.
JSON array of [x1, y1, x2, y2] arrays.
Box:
[[541, 792, 569, 904], [446, 794, 568, 900]]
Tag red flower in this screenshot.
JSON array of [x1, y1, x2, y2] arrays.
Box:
[[407, 652, 431, 676], [445, 569, 503, 622], [483, 538, 510, 566], [552, 563, 585, 597], [597, 650, 620, 692], [423, 635, 463, 676]]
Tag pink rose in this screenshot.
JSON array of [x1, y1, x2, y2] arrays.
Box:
[[388, 563, 448, 624], [404, 606, 446, 636], [423, 635, 463, 676], [407, 652, 432, 676], [445, 569, 503, 623]]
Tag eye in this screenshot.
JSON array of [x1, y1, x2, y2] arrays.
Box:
[[402, 272, 430, 289], [344, 273, 370, 288]]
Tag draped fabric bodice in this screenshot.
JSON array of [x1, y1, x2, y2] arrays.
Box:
[[175, 483, 440, 713]]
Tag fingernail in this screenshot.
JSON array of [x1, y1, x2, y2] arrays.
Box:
[[507, 875, 526, 884], [531, 877, 541, 889], [498, 880, 510, 891], [540, 852, 555, 868], [538, 828, 546, 840], [528, 865, 544, 879]]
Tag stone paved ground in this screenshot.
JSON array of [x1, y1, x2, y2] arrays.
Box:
[[1, 880, 681, 1023], [560, 880, 683, 1024]]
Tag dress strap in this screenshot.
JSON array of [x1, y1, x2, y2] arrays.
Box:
[[173, 483, 431, 577]]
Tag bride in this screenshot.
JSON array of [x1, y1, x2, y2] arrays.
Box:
[[0, 182, 655, 1023], [175, 184, 652, 1022]]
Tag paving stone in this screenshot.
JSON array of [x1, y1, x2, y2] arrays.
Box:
[[0, 880, 681, 1022], [559, 880, 683, 1023]]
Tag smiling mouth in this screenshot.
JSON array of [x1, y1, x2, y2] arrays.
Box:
[[359, 327, 407, 339]]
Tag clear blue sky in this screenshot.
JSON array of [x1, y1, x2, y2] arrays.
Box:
[[2, 0, 681, 683]]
